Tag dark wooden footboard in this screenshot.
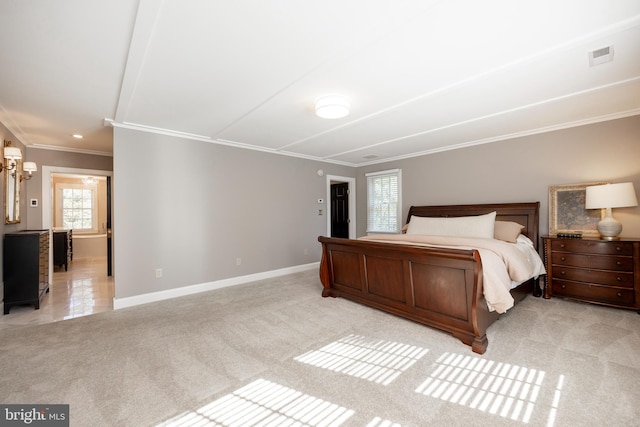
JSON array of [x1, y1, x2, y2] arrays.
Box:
[[318, 202, 540, 354], [318, 236, 501, 354]]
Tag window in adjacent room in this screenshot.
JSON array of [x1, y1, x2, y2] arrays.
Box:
[[55, 183, 98, 233], [366, 169, 402, 233]]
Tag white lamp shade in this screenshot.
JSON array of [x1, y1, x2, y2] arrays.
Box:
[[315, 95, 350, 119], [3, 146, 22, 160], [23, 161, 37, 172], [585, 182, 638, 209]]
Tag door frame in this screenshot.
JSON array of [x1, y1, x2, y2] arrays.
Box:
[[41, 166, 114, 281], [325, 175, 356, 239]]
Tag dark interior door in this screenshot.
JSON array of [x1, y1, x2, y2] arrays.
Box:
[[331, 183, 349, 238], [106, 176, 112, 276]]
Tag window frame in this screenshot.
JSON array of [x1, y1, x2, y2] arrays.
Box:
[[55, 183, 98, 234], [365, 169, 402, 234]]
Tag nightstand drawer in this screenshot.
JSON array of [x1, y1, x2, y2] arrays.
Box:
[[543, 236, 640, 310], [551, 240, 634, 256], [552, 280, 635, 306], [551, 266, 634, 288], [550, 252, 634, 271]]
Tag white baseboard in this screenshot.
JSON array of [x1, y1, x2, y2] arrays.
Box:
[[113, 262, 319, 310]]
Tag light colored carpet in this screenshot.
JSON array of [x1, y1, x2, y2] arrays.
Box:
[[1, 270, 639, 426]]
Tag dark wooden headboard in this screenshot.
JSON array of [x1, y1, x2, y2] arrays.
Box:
[[406, 202, 540, 249]]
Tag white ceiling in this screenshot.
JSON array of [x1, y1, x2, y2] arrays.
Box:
[[1, 0, 639, 166]]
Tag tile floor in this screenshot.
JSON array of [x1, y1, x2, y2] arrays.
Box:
[[0, 256, 113, 330]]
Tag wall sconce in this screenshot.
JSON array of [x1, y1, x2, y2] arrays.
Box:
[[1, 140, 38, 181], [585, 182, 638, 240], [22, 162, 38, 181], [1, 141, 22, 173]]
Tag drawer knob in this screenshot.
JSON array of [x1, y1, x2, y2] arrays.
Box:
[[560, 244, 565, 248], [560, 256, 566, 261], [615, 246, 622, 252], [561, 284, 566, 289], [616, 261, 622, 266], [560, 271, 566, 275], [617, 292, 622, 297], [617, 276, 622, 282]]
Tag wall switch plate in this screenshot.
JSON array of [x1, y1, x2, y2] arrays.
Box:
[[155, 268, 163, 278]]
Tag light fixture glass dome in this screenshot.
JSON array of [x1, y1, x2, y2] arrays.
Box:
[[315, 95, 350, 119]]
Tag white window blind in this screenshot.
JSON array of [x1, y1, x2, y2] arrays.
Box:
[[366, 169, 402, 233]]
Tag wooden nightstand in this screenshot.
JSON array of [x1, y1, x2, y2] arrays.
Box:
[[541, 235, 640, 311]]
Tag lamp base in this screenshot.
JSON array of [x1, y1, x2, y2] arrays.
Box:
[[597, 209, 622, 240], [599, 235, 620, 241]]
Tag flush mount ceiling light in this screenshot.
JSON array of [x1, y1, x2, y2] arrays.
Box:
[[315, 94, 350, 119]]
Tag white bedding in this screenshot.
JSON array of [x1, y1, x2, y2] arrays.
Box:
[[512, 234, 546, 286], [358, 234, 546, 314]]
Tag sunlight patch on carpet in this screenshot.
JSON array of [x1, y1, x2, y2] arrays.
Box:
[[294, 334, 428, 385], [366, 416, 402, 427], [546, 374, 565, 427], [156, 378, 354, 426], [416, 352, 548, 424]]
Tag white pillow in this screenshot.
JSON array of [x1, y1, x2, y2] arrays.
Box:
[[406, 211, 496, 239]]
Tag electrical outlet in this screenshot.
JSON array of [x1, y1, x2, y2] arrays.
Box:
[[155, 268, 163, 278], [236, 257, 242, 266]]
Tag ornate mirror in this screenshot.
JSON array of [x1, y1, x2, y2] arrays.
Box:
[[4, 141, 22, 224]]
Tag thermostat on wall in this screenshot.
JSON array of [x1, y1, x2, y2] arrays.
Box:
[[30, 199, 38, 207]]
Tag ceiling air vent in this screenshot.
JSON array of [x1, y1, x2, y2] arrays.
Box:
[[589, 45, 614, 67], [363, 154, 379, 160]]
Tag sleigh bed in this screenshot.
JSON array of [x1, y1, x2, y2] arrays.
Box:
[[318, 202, 542, 354]]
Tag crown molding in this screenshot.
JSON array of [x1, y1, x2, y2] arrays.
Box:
[[27, 143, 113, 157]]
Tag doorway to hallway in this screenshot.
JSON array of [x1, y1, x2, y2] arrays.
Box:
[[330, 182, 349, 238], [325, 175, 356, 239]]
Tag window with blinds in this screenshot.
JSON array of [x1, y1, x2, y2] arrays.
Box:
[[366, 169, 402, 233]]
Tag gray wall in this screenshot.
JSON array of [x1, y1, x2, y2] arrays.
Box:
[[356, 115, 640, 238], [113, 127, 353, 299]]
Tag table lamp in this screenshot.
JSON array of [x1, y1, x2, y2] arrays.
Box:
[[585, 182, 638, 240]]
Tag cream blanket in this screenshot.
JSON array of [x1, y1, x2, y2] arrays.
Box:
[[358, 234, 543, 313]]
